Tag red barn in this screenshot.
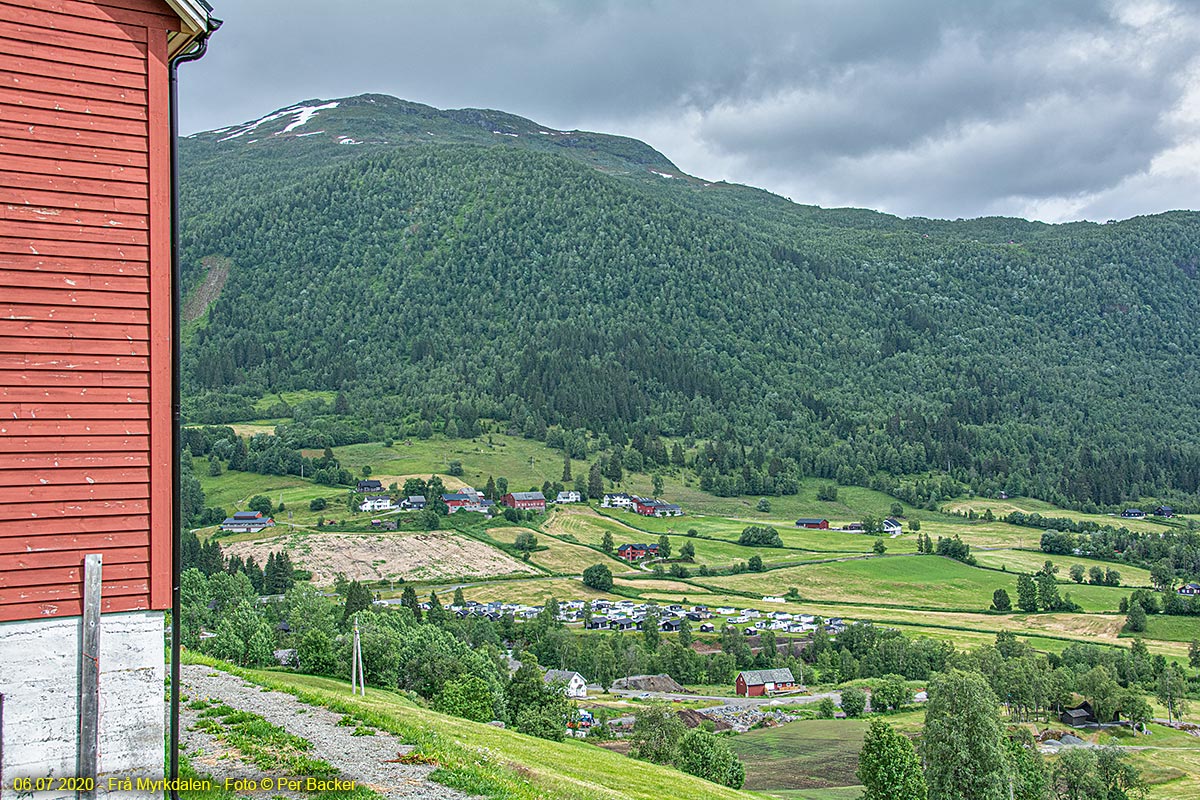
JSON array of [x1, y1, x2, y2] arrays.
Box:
[[735, 668, 797, 697], [0, 0, 217, 787], [503, 491, 546, 511], [795, 518, 830, 529]]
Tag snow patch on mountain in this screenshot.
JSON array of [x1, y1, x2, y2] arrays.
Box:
[[217, 102, 340, 142]]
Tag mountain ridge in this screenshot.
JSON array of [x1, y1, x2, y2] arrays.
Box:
[[178, 93, 1200, 508]]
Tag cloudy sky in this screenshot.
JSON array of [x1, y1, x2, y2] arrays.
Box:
[[180, 0, 1200, 223]]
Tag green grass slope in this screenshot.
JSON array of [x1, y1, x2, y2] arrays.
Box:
[[184, 654, 754, 800]]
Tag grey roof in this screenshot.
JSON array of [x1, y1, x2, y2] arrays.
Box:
[[510, 491, 545, 501], [543, 669, 583, 684], [796, 518, 828, 524], [738, 668, 795, 685]]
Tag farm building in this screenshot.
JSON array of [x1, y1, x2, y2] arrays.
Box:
[[1121, 508, 1146, 518], [601, 492, 635, 509], [400, 495, 426, 510], [795, 518, 829, 529], [543, 669, 588, 699], [616, 542, 659, 561], [883, 518, 902, 535], [358, 495, 395, 513], [1178, 582, 1200, 596], [633, 497, 683, 517], [356, 479, 384, 493], [503, 491, 546, 511], [1060, 701, 1118, 727], [0, 0, 219, 792], [555, 490, 581, 504], [735, 668, 798, 697], [1154, 505, 1174, 517], [219, 510, 275, 533], [442, 489, 486, 513]]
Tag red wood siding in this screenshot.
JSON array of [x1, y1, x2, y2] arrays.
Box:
[[0, 0, 179, 622]]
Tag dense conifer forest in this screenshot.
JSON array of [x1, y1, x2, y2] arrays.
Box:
[[179, 94, 1200, 508]]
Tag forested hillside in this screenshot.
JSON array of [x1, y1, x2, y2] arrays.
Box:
[[179, 94, 1200, 508]]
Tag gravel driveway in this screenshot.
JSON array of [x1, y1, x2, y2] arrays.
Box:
[[178, 664, 471, 799]]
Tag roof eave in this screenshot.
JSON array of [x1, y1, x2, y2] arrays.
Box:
[[164, 0, 215, 58]]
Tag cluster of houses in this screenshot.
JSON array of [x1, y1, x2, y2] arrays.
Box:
[[354, 480, 584, 515], [382, 596, 849, 640], [219, 510, 275, 533], [794, 517, 903, 534], [601, 493, 684, 517], [799, 518, 902, 534], [1120, 506, 1175, 519]]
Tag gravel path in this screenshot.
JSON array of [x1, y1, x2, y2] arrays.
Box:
[[178, 664, 471, 799]]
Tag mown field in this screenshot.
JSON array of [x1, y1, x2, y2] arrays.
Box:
[[701, 554, 1129, 614]]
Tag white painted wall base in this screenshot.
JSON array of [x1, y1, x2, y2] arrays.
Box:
[[0, 611, 164, 799]]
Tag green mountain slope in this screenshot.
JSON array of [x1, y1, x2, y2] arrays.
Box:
[[179, 94, 1200, 507]]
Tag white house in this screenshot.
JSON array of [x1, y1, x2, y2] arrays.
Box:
[[883, 518, 902, 535], [602, 492, 635, 509], [359, 495, 396, 513], [543, 669, 588, 698], [556, 490, 582, 504]]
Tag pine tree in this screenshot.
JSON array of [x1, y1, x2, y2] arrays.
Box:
[[562, 454, 572, 482], [588, 462, 604, 499], [401, 585, 421, 622], [601, 530, 614, 553], [1016, 574, 1039, 612], [342, 581, 373, 623]]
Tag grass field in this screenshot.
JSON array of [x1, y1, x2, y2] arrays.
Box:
[[1122, 614, 1200, 644], [487, 526, 617, 574], [731, 713, 925, 793], [701, 554, 1128, 613], [187, 655, 755, 800], [315, 435, 591, 499], [942, 496, 1190, 536], [971, 547, 1155, 588]]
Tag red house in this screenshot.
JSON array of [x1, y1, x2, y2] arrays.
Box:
[[503, 491, 546, 511], [735, 668, 798, 697], [795, 518, 830, 529], [0, 0, 217, 786], [633, 496, 683, 516], [616, 542, 659, 561]]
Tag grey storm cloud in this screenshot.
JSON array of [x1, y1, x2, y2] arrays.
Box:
[[180, 0, 1200, 222]]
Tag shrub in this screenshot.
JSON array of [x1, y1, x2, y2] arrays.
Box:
[[582, 563, 614, 591], [738, 526, 783, 547], [841, 686, 867, 717]]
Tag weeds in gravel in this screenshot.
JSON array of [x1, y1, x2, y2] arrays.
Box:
[[190, 703, 338, 777]]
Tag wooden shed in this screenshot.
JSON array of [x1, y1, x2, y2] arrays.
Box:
[[0, 0, 216, 788]]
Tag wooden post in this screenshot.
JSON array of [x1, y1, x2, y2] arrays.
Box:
[[79, 553, 103, 800]]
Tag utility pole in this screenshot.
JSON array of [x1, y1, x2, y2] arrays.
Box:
[[350, 616, 366, 695]]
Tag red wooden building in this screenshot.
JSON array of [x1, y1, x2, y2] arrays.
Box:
[[0, 0, 216, 787], [795, 518, 830, 529], [616, 542, 658, 561], [735, 668, 798, 697], [633, 496, 683, 517], [502, 490, 546, 511]]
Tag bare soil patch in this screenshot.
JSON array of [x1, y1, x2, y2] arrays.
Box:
[[224, 530, 537, 585], [183, 256, 231, 322]]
